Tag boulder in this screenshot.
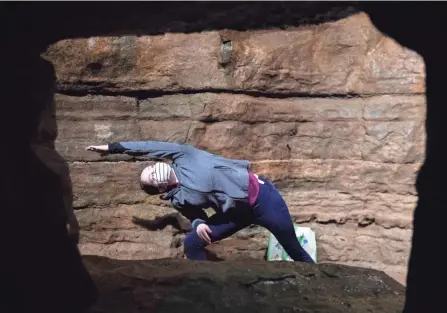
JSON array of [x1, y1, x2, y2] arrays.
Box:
[[84, 256, 405, 313]]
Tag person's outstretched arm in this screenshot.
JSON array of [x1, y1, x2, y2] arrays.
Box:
[[86, 140, 194, 160]]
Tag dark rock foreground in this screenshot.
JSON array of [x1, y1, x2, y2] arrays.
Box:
[[84, 256, 405, 313]]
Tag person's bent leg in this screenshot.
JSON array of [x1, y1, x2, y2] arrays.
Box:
[[254, 178, 315, 263], [184, 211, 252, 260], [270, 221, 314, 263]]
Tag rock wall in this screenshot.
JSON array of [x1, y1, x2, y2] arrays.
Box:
[[43, 12, 425, 284]]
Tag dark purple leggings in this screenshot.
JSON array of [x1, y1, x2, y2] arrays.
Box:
[[184, 177, 314, 263]]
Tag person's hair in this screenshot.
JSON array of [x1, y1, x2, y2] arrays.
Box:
[[139, 180, 162, 195]]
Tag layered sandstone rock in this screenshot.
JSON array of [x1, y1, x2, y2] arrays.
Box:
[[44, 12, 426, 285], [46, 13, 424, 95]]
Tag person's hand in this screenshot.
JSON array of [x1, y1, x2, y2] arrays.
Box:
[[196, 223, 212, 243], [86, 145, 109, 156]]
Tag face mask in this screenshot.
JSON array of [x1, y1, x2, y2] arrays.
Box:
[[154, 162, 171, 185], [140, 163, 172, 190]]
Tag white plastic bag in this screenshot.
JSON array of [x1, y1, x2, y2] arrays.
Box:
[[267, 225, 317, 263]]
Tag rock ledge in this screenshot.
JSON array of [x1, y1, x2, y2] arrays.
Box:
[[84, 256, 405, 313]]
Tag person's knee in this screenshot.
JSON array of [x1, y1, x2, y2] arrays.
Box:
[[183, 232, 195, 254], [183, 231, 205, 255], [270, 224, 295, 239]]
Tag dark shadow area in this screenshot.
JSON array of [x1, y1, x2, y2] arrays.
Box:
[[360, 3, 446, 313], [0, 53, 98, 313], [132, 214, 192, 234], [1, 1, 361, 49], [1, 2, 444, 313]]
